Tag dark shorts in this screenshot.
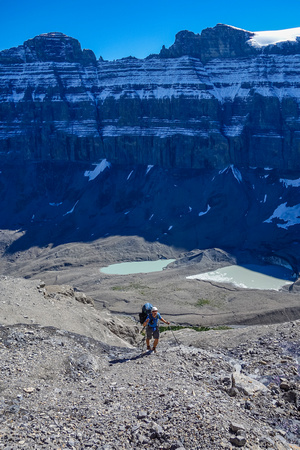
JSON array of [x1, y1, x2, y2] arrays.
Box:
[[146, 326, 159, 340]]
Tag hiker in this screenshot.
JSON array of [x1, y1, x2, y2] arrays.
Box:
[[142, 306, 170, 352]]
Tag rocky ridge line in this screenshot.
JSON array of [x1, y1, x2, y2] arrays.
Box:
[[1, 25, 300, 64]]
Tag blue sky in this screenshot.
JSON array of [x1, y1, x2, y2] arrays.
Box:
[[1, 0, 300, 60]]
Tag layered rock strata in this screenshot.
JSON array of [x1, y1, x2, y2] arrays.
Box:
[[0, 25, 300, 169]]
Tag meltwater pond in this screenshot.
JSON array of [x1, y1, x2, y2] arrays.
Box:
[[100, 259, 175, 275], [187, 264, 296, 290]]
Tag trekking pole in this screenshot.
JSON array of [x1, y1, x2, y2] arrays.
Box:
[[140, 336, 146, 352], [168, 324, 181, 346], [138, 327, 146, 352]]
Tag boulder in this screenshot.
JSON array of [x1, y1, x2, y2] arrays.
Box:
[[231, 372, 269, 396]]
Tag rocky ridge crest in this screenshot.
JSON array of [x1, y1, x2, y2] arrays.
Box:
[[159, 24, 300, 61], [159, 24, 256, 62], [0, 32, 96, 65]]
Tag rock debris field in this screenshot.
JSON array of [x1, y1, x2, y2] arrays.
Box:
[[0, 276, 299, 449]]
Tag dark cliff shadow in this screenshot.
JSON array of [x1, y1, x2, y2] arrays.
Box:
[[1, 162, 300, 273]]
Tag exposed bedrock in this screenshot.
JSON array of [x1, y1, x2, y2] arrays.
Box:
[[0, 25, 300, 169]]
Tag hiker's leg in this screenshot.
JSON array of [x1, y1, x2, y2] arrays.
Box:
[[152, 329, 159, 351], [146, 327, 152, 350]]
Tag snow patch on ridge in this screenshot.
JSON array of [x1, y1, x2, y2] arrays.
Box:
[[219, 165, 242, 183], [146, 165, 154, 175], [280, 177, 300, 188], [248, 27, 300, 48], [63, 200, 79, 216], [84, 159, 111, 181], [127, 170, 134, 180], [264, 202, 300, 229], [198, 205, 211, 217]]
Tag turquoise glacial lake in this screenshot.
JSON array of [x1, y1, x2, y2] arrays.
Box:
[[100, 259, 295, 290], [100, 259, 175, 275], [187, 264, 295, 290]]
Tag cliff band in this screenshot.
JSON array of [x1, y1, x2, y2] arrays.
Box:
[[1, 25, 300, 169]]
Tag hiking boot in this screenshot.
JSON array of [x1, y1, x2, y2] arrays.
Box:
[[152, 347, 157, 353], [147, 346, 151, 351]]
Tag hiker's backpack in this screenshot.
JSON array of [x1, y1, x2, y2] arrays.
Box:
[[139, 302, 153, 324]]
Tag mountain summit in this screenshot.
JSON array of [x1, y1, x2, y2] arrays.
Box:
[[160, 24, 300, 61], [0, 31, 96, 64]]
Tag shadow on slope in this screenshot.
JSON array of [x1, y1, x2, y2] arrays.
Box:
[[0, 161, 299, 273]]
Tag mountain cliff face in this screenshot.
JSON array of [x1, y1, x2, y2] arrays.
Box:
[[0, 25, 299, 272], [1, 25, 300, 170]]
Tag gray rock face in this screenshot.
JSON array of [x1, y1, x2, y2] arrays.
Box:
[[160, 24, 256, 61], [0, 32, 96, 64], [0, 24, 300, 170]]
